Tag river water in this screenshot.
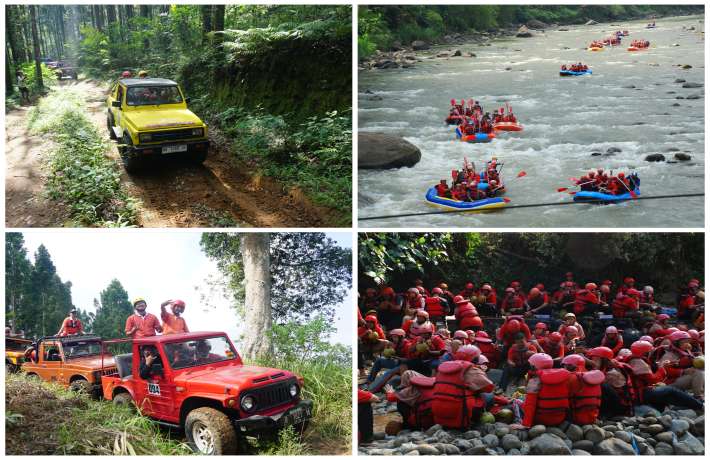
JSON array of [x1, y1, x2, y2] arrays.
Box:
[[358, 15, 705, 227]]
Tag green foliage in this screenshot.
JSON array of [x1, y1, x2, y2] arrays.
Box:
[[27, 87, 137, 227], [89, 279, 134, 339], [269, 315, 350, 367], [17, 62, 57, 92]]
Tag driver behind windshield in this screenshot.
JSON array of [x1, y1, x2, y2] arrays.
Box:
[[195, 340, 221, 364], [139, 346, 162, 379]]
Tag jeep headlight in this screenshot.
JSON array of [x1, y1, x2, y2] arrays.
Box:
[[289, 383, 299, 397], [139, 133, 152, 143], [241, 395, 255, 412], [191, 128, 204, 137]]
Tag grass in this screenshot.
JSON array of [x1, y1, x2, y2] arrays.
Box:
[[250, 356, 352, 455], [27, 87, 138, 227], [5, 373, 192, 455]]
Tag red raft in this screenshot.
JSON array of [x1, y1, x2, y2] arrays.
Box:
[[493, 121, 523, 132]]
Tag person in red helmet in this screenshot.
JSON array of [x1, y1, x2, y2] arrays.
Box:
[[425, 288, 449, 327], [678, 280, 702, 321], [612, 288, 640, 319], [453, 295, 476, 326], [431, 345, 494, 429], [473, 331, 501, 369], [526, 287, 550, 316], [121, 70, 132, 78], [435, 179, 452, 198], [405, 287, 426, 312], [563, 271, 577, 288], [522, 353, 572, 427], [478, 283, 497, 316], [587, 346, 635, 417], [618, 276, 636, 297], [497, 316, 532, 349], [377, 286, 403, 331], [367, 328, 407, 385], [648, 313, 670, 338], [639, 286, 655, 310], [552, 281, 577, 310], [558, 312, 586, 341], [406, 310, 432, 338], [565, 355, 604, 425], [628, 340, 703, 411], [532, 322, 548, 341], [573, 283, 601, 317], [381, 370, 435, 430], [499, 333, 537, 391], [562, 325, 580, 355], [501, 287, 525, 315], [160, 299, 189, 335], [359, 315, 388, 356], [598, 283, 612, 307], [414, 279, 429, 296], [459, 282, 476, 298], [540, 331, 565, 359], [360, 287, 380, 314], [600, 325, 623, 355], [661, 331, 703, 398]]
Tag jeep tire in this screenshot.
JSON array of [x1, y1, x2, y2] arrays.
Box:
[[191, 149, 208, 165], [121, 134, 141, 174], [112, 392, 135, 410], [185, 407, 238, 455], [107, 114, 117, 140], [69, 379, 92, 394]]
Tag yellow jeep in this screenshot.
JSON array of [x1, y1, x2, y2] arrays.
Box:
[[106, 78, 209, 172]]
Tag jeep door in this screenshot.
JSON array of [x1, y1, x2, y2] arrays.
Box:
[[109, 84, 125, 134], [36, 341, 64, 383], [133, 345, 177, 422]]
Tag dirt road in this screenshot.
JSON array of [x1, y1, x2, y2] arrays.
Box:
[[6, 79, 334, 228]]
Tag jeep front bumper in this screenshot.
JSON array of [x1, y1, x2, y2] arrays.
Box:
[[233, 399, 313, 433], [124, 139, 210, 157]]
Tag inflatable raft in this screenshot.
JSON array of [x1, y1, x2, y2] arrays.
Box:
[[493, 121, 523, 132], [560, 69, 592, 77], [588, 47, 604, 52], [628, 46, 648, 52], [573, 186, 641, 203], [425, 187, 508, 211], [455, 126, 495, 143]]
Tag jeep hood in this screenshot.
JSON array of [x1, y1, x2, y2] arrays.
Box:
[[176, 363, 294, 391], [66, 355, 116, 369], [125, 108, 203, 131]]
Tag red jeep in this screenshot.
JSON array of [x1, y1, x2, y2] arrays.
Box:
[[101, 331, 312, 454]]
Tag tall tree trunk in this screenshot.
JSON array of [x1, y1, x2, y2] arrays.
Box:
[[6, 44, 15, 95], [201, 5, 213, 43], [56, 5, 65, 56], [139, 5, 150, 18], [213, 5, 225, 32], [240, 233, 272, 359], [93, 5, 104, 32], [6, 6, 22, 67], [29, 5, 43, 89], [105, 5, 116, 25]]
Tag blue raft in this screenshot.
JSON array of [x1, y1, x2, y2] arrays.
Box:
[[573, 186, 640, 203], [425, 187, 507, 211], [455, 126, 495, 143], [560, 69, 593, 77]]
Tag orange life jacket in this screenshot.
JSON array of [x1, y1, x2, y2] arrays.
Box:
[[534, 368, 571, 425], [425, 296, 446, 319], [432, 360, 484, 429], [570, 370, 604, 425]]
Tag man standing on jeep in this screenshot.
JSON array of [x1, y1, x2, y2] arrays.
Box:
[[57, 309, 84, 336], [125, 298, 162, 338], [160, 299, 189, 335]]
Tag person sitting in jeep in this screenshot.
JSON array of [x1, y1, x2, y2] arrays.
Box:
[[139, 345, 162, 379], [57, 309, 84, 336]]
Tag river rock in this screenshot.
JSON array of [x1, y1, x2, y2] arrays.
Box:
[[527, 19, 547, 29], [655, 442, 674, 455], [607, 146, 622, 153], [670, 419, 690, 436], [359, 133, 422, 169], [681, 64, 693, 69], [675, 153, 692, 161], [463, 430, 481, 440], [585, 426, 605, 443], [591, 152, 602, 156], [686, 94, 701, 100], [530, 433, 572, 455], [501, 434, 523, 451], [453, 439, 473, 451], [516, 25, 533, 38], [507, 448, 521, 455], [464, 445, 489, 455], [594, 438, 636, 455], [672, 103, 681, 107], [452, 49, 462, 57], [645, 153, 665, 162], [559, 28, 569, 32], [562, 424, 582, 442], [434, 430, 455, 443], [390, 41, 404, 51], [548, 427, 567, 440], [614, 431, 632, 443], [675, 78, 687, 83], [425, 424, 442, 436], [400, 442, 417, 453], [676, 96, 685, 99], [655, 431, 674, 443], [673, 432, 704, 455], [483, 434, 499, 448], [411, 40, 430, 51], [682, 82, 703, 88], [693, 415, 704, 435], [529, 425, 547, 439], [405, 450, 419, 455], [585, 20, 598, 25], [572, 449, 592, 455], [434, 443, 460, 455], [414, 444, 439, 455], [573, 440, 594, 452], [436, 52, 450, 58], [644, 424, 664, 435], [374, 60, 399, 69]]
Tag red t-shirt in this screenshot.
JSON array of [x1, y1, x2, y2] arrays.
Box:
[[125, 313, 162, 338], [60, 317, 83, 336]]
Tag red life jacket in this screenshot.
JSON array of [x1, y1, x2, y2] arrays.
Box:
[[455, 304, 477, 319], [663, 347, 694, 383], [534, 368, 571, 425], [476, 341, 499, 368], [425, 296, 446, 318], [570, 370, 604, 425], [610, 362, 636, 410], [407, 375, 436, 429], [432, 361, 484, 429]]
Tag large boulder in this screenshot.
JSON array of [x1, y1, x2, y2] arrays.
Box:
[[527, 19, 547, 29], [529, 434, 573, 455], [594, 438, 636, 455], [645, 153, 666, 162], [682, 82, 703, 88], [673, 432, 704, 455], [359, 133, 422, 169], [411, 40, 430, 51], [516, 25, 533, 38]]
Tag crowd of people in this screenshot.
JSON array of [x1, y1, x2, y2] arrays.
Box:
[[630, 39, 651, 49], [571, 169, 640, 195], [447, 99, 517, 135], [560, 63, 589, 72], [358, 273, 704, 442], [434, 158, 504, 201]]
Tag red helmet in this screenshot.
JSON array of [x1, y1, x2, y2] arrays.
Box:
[[585, 282, 597, 291], [688, 329, 700, 340], [432, 287, 444, 295], [639, 335, 653, 343], [623, 277, 635, 285], [511, 281, 521, 288], [535, 322, 547, 331], [469, 316, 484, 328], [475, 331, 492, 343], [416, 310, 429, 318], [454, 345, 481, 361], [548, 332, 562, 342], [587, 346, 614, 360], [382, 287, 395, 296], [407, 287, 419, 294], [688, 280, 700, 288], [666, 327, 679, 334], [481, 284, 492, 291], [600, 285, 610, 294], [617, 348, 632, 360], [656, 314, 670, 321], [365, 315, 378, 323], [535, 283, 545, 291], [601, 279, 613, 286], [630, 340, 653, 357], [561, 354, 585, 369], [529, 288, 541, 297], [416, 286, 426, 294], [505, 287, 515, 294], [465, 282, 474, 290], [477, 355, 490, 365], [389, 328, 406, 337], [618, 172, 626, 178], [564, 326, 578, 336], [453, 330, 469, 340], [455, 296, 469, 305], [172, 299, 186, 308], [669, 330, 691, 342], [605, 326, 618, 335], [626, 289, 641, 297], [529, 353, 554, 370], [121, 71, 131, 78], [507, 319, 521, 333]]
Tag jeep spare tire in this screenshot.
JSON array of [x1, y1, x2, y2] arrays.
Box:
[[185, 407, 238, 455]]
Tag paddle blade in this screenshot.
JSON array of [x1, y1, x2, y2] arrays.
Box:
[[557, 187, 569, 192], [568, 191, 577, 195], [503, 197, 511, 203], [451, 170, 458, 182], [630, 190, 637, 198], [517, 171, 527, 178]]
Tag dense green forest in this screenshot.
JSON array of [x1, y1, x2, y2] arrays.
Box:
[[5, 5, 352, 222], [358, 233, 704, 300], [359, 5, 705, 56]]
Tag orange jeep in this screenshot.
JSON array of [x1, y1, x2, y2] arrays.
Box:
[[21, 335, 117, 396], [5, 336, 32, 373], [101, 331, 313, 454]]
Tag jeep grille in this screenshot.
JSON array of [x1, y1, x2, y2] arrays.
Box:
[[246, 379, 295, 411], [148, 128, 200, 142]]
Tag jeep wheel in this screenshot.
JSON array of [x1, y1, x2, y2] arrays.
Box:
[[185, 407, 238, 455], [112, 392, 135, 410], [69, 379, 92, 394], [121, 134, 141, 173], [190, 149, 208, 165], [107, 115, 117, 140]]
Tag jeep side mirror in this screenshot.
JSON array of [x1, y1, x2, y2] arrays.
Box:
[[185, 97, 191, 103], [112, 100, 122, 108]]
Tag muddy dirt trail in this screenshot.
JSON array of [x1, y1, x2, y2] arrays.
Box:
[[6, 79, 334, 228]]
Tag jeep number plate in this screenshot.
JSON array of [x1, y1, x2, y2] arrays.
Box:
[[285, 406, 311, 426], [162, 145, 188, 154]]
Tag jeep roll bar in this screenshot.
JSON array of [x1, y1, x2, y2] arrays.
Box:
[[101, 338, 133, 371]]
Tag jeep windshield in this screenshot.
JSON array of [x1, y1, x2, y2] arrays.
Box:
[[164, 336, 237, 370], [126, 85, 183, 106], [63, 340, 102, 359]]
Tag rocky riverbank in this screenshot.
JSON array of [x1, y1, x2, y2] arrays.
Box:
[[360, 404, 704, 455]]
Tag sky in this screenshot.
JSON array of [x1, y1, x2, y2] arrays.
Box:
[[19, 231, 353, 345]]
